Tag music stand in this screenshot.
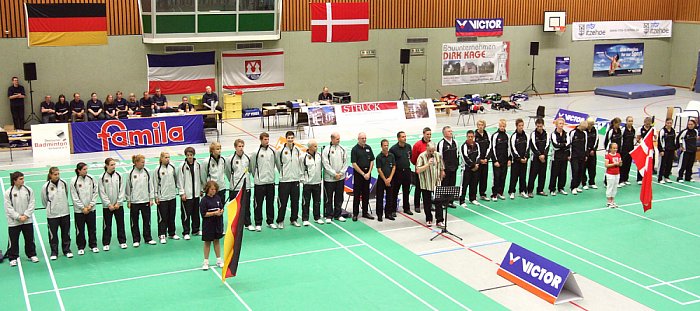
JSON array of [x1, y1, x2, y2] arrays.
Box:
[[430, 186, 462, 241]]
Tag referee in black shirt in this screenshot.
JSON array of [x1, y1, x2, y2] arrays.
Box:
[[351, 132, 375, 221], [7, 77, 26, 130], [390, 131, 413, 217]]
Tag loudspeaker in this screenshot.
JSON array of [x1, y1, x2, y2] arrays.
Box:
[[529, 42, 539, 56], [23, 62, 37, 81], [400, 49, 410, 64]]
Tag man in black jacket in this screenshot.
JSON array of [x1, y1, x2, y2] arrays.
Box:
[[582, 118, 599, 190], [490, 119, 510, 201], [459, 130, 480, 205], [568, 120, 588, 195], [527, 118, 549, 197], [549, 118, 569, 195], [677, 119, 698, 182], [508, 119, 529, 199]]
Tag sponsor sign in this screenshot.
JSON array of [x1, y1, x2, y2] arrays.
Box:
[[497, 243, 583, 304], [455, 18, 504, 37], [31, 123, 71, 159], [442, 42, 510, 86], [554, 109, 589, 126], [71, 115, 205, 153], [593, 43, 644, 77], [573, 20, 672, 41], [554, 57, 570, 94]]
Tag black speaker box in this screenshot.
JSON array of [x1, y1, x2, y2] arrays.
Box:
[[529, 42, 539, 56], [23, 62, 37, 81], [400, 49, 410, 64]]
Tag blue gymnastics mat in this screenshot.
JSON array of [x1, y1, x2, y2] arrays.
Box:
[[594, 84, 676, 99]]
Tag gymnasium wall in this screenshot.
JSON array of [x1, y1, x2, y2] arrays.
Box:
[[668, 22, 700, 88]]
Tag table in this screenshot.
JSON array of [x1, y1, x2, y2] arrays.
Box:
[[262, 105, 290, 130], [433, 102, 457, 116], [128, 110, 222, 142]]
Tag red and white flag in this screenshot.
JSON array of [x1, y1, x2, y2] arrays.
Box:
[[310, 2, 369, 42], [629, 128, 655, 212], [221, 49, 285, 92]]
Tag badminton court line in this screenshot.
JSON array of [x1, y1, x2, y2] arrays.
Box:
[[462, 204, 689, 305], [647, 275, 700, 288], [329, 222, 473, 310], [210, 268, 252, 311], [378, 219, 464, 233], [474, 202, 700, 304], [31, 221, 66, 310], [1, 173, 32, 311]]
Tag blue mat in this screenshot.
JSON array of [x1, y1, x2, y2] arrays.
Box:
[[594, 84, 676, 99]]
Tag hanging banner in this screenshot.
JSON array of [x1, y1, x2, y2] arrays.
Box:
[[31, 123, 71, 159], [455, 18, 504, 37], [593, 43, 644, 77], [554, 57, 570, 94], [221, 49, 285, 92], [71, 115, 205, 153], [442, 42, 510, 86], [572, 20, 672, 41]]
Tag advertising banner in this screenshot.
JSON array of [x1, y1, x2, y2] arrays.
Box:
[[455, 18, 504, 37], [593, 43, 644, 77], [442, 42, 510, 86], [554, 109, 589, 127], [572, 20, 672, 41], [71, 115, 205, 153], [554, 57, 570, 94], [31, 123, 71, 159]]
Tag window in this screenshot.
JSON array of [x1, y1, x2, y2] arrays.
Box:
[[239, 0, 274, 11], [199, 0, 237, 11], [156, 0, 196, 12]]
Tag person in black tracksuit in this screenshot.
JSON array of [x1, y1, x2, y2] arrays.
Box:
[[527, 118, 549, 196], [459, 130, 480, 205], [677, 119, 698, 182], [437, 126, 459, 187], [658, 118, 677, 183], [390, 131, 412, 216], [475, 121, 490, 201], [582, 119, 599, 189], [508, 119, 529, 199], [490, 120, 510, 201], [568, 121, 588, 194], [619, 117, 636, 184], [636, 118, 655, 183], [604, 117, 623, 151], [549, 118, 570, 195]]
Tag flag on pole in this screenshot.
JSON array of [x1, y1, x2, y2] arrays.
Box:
[[222, 179, 246, 281], [310, 2, 370, 42], [629, 128, 655, 212], [221, 49, 285, 92], [147, 51, 216, 95], [25, 3, 108, 47]]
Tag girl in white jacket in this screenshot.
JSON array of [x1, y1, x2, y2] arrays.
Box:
[[4, 171, 38, 266], [177, 147, 203, 240], [41, 167, 73, 260], [126, 154, 156, 247], [155, 152, 180, 244], [99, 158, 127, 251], [71, 162, 99, 255]]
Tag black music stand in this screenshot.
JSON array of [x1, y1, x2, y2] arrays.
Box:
[[430, 186, 462, 241]]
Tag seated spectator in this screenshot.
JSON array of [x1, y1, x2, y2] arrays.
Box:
[[55, 94, 71, 123], [151, 88, 169, 113], [104, 94, 117, 120], [40, 95, 56, 124], [87, 92, 105, 121], [139, 91, 152, 112], [115, 91, 128, 119], [70, 93, 86, 122], [127, 93, 140, 115], [202, 86, 218, 110], [318, 86, 332, 102], [178, 96, 195, 113]]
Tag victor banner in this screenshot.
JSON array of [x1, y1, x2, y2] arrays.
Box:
[[572, 20, 672, 41], [441, 42, 510, 86], [593, 43, 644, 77], [554, 57, 570, 94]]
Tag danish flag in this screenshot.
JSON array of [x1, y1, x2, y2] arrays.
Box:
[[629, 128, 655, 212], [310, 2, 369, 42]]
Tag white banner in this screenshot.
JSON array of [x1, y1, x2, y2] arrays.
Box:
[[221, 49, 285, 92], [442, 42, 510, 86], [31, 123, 71, 159], [572, 20, 672, 41]]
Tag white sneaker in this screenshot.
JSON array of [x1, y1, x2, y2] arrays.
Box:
[[689, 179, 696, 182], [572, 189, 579, 195], [509, 193, 515, 200], [255, 226, 262, 232], [103, 245, 110, 251], [471, 200, 479, 205], [660, 180, 666, 184], [66, 253, 74, 258], [559, 190, 568, 195], [195, 231, 202, 236], [316, 219, 325, 225], [9, 260, 17, 267], [637, 181, 643, 185], [481, 196, 490, 201], [291, 221, 301, 227], [171, 235, 181, 240], [277, 222, 285, 229], [30, 256, 39, 263], [338, 216, 347, 222], [78, 249, 85, 255], [678, 179, 685, 183], [133, 242, 140, 248], [184, 234, 191, 240], [617, 184, 624, 188], [50, 255, 57, 261], [160, 236, 167, 244], [147, 240, 157, 245], [491, 196, 498, 202], [303, 221, 311, 226], [120, 244, 127, 249], [520, 192, 529, 199], [583, 185, 589, 190], [498, 194, 506, 200], [550, 191, 556, 196], [325, 218, 332, 224], [216, 258, 224, 268], [591, 185, 598, 189], [664, 178, 672, 183], [268, 223, 278, 229], [247, 225, 255, 231], [625, 181, 632, 185], [91, 247, 99, 253], [202, 260, 209, 271]]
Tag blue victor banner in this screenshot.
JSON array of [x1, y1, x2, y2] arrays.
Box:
[[455, 18, 504, 37], [554, 57, 570, 94], [71, 115, 205, 153]]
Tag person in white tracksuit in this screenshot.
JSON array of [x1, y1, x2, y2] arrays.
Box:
[[226, 139, 252, 231], [5, 171, 38, 266], [202, 142, 227, 203], [126, 154, 156, 247], [276, 131, 303, 228], [99, 158, 127, 251], [71, 162, 99, 255], [42, 167, 73, 259], [177, 147, 204, 240], [301, 140, 324, 225], [155, 152, 180, 244], [251, 132, 277, 230]]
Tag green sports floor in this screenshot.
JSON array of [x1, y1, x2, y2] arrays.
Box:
[[1, 129, 699, 310]]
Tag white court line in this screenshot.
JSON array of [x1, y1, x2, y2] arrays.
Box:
[[310, 224, 439, 311], [416, 239, 507, 256], [682, 299, 700, 305], [501, 207, 609, 225], [462, 204, 688, 305], [615, 207, 700, 238], [2, 174, 32, 311], [32, 221, 66, 310], [27, 245, 360, 296], [378, 219, 463, 233], [210, 268, 252, 311], [474, 202, 700, 303], [648, 275, 700, 288], [330, 222, 473, 310]]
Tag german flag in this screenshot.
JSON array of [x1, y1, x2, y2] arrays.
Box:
[[26, 3, 107, 47], [222, 178, 246, 281]]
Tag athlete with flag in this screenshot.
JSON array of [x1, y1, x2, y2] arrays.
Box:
[[629, 127, 655, 212]]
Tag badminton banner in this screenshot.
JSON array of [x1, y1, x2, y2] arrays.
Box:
[[553, 109, 589, 128], [441, 42, 510, 86], [593, 43, 644, 77], [455, 18, 504, 37], [554, 57, 570, 94], [572, 20, 672, 41], [222, 49, 285, 92], [31, 123, 71, 159]]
